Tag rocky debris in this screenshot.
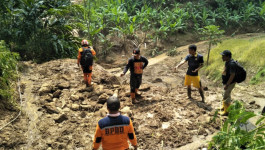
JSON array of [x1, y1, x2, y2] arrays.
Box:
[[97, 93, 109, 104], [70, 94, 79, 101], [93, 84, 104, 95], [41, 95, 53, 102], [71, 104, 80, 111], [39, 83, 53, 95], [57, 82, 70, 89], [121, 106, 132, 117], [197, 115, 211, 123], [53, 90, 61, 98], [3, 57, 230, 149], [43, 104, 60, 114], [152, 78, 163, 83], [139, 84, 151, 91], [249, 101, 255, 105], [54, 114, 68, 123]]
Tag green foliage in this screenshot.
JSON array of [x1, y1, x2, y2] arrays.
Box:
[[167, 47, 179, 57], [200, 25, 224, 65], [0, 41, 19, 109], [147, 48, 161, 57], [1, 0, 265, 60], [209, 101, 265, 149], [0, 0, 80, 63], [204, 36, 265, 84], [250, 66, 265, 84]]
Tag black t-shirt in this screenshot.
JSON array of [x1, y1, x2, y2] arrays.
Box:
[[185, 53, 204, 76], [123, 56, 149, 75], [223, 59, 237, 84]]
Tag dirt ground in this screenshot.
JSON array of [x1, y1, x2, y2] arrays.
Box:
[[0, 35, 264, 150]]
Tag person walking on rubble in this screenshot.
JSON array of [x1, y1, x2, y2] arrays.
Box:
[[77, 39, 96, 87], [120, 48, 149, 104], [92, 96, 138, 150], [174, 44, 205, 102], [219, 50, 237, 116]]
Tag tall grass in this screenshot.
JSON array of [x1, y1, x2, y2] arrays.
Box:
[[204, 35, 265, 84]]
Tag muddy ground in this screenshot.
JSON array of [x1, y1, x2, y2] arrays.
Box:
[[0, 39, 264, 150]]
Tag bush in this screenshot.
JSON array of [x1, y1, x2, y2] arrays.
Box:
[[209, 101, 265, 149], [0, 41, 19, 109]]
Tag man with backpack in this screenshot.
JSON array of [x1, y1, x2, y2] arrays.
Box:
[[120, 48, 148, 104], [174, 45, 205, 103], [220, 50, 246, 115], [77, 39, 96, 87]]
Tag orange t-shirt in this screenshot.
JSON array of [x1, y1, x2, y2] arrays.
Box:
[[93, 115, 137, 150]]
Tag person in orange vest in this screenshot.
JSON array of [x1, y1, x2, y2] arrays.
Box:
[[174, 45, 205, 102], [92, 96, 138, 150], [120, 48, 149, 104], [77, 39, 96, 87]]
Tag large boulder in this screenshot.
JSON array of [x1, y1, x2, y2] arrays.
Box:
[[39, 83, 53, 96]]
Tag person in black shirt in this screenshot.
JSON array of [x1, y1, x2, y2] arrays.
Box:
[[175, 45, 205, 102], [121, 48, 149, 104], [220, 50, 237, 115]]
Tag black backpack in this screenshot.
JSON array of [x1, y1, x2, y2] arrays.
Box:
[[233, 60, 246, 83], [80, 47, 93, 67]]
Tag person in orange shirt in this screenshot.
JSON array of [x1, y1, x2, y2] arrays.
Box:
[[92, 96, 138, 150], [77, 40, 96, 87]]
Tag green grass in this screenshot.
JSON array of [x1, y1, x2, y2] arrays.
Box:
[[203, 35, 265, 84]]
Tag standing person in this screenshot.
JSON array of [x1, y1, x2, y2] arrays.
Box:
[[77, 39, 96, 87], [120, 48, 148, 104], [92, 96, 138, 150], [220, 50, 237, 116], [174, 45, 205, 102]]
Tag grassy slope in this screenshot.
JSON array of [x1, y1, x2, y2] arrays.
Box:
[[203, 34, 265, 84]]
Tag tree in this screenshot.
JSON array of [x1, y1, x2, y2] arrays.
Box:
[[200, 25, 224, 65]]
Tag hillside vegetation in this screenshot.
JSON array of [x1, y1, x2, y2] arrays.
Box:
[[204, 34, 265, 84], [0, 0, 265, 62]]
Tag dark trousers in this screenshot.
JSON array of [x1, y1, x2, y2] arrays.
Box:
[[130, 74, 142, 93]]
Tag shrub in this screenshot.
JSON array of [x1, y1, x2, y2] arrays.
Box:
[[0, 41, 19, 109], [209, 101, 265, 149]]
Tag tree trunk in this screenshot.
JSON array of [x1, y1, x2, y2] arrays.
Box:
[[207, 42, 211, 66]]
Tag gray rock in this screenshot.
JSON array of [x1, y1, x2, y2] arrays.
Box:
[[121, 106, 132, 116], [57, 82, 70, 89], [43, 104, 59, 114], [140, 84, 151, 91], [249, 101, 255, 105], [98, 93, 109, 104], [152, 78, 163, 83], [71, 104, 80, 111], [94, 84, 104, 95], [81, 105, 90, 110], [197, 115, 211, 123], [54, 114, 68, 123], [53, 90, 61, 98], [105, 89, 114, 96], [39, 83, 53, 96], [70, 95, 79, 101], [41, 95, 53, 102]]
